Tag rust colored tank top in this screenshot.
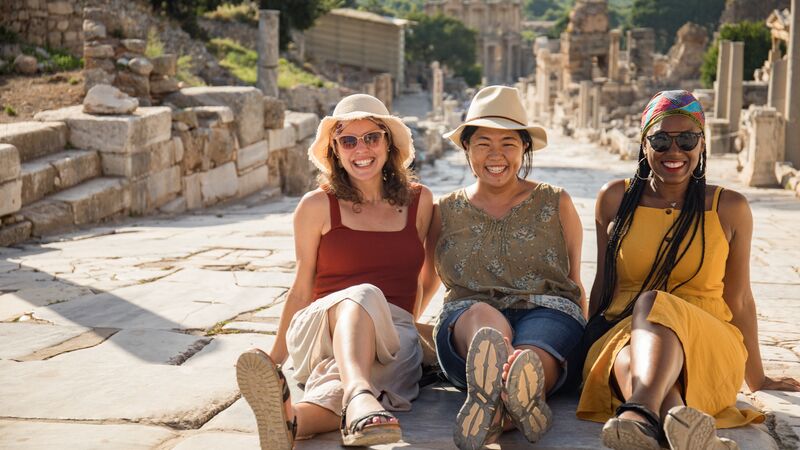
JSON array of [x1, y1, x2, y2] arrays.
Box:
[[312, 190, 424, 315]]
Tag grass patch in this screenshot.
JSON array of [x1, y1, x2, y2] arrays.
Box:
[[206, 37, 333, 88], [206, 37, 257, 84], [203, 2, 258, 25], [145, 27, 164, 58], [176, 55, 206, 87], [68, 77, 79, 85], [20, 46, 82, 72], [4, 105, 17, 116]]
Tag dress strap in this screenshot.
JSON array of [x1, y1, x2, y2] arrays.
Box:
[[327, 193, 342, 228], [712, 186, 724, 212], [406, 188, 421, 231]]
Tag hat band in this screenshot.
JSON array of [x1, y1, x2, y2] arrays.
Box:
[[466, 115, 526, 127]]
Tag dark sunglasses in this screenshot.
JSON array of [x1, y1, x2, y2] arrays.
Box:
[[334, 130, 386, 150], [646, 131, 704, 152]]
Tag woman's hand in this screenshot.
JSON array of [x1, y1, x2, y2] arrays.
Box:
[[756, 376, 800, 392]]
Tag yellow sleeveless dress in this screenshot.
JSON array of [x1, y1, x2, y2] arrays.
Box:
[[576, 186, 764, 428]]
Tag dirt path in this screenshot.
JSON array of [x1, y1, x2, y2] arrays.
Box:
[[0, 70, 84, 123]]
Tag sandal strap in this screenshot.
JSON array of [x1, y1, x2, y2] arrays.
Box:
[[276, 366, 290, 403], [615, 402, 661, 430], [345, 411, 397, 435], [340, 389, 394, 436]]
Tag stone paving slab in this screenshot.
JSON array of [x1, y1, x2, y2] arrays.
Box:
[[0, 322, 90, 359], [48, 329, 210, 365], [0, 360, 237, 428], [0, 420, 177, 450], [182, 334, 276, 369]]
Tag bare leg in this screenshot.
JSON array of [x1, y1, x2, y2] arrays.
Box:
[[611, 290, 685, 423], [328, 299, 397, 428], [293, 402, 339, 438]]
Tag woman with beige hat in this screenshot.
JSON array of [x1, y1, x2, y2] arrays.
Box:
[[235, 94, 437, 449], [429, 85, 586, 449]]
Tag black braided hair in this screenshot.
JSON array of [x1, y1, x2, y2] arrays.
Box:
[[593, 144, 708, 320]]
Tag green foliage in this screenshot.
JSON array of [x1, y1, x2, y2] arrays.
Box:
[[20, 46, 82, 72], [3, 105, 17, 117], [203, 2, 258, 25], [629, 0, 724, 52], [258, 0, 338, 50], [176, 55, 206, 86], [206, 37, 329, 87], [278, 58, 332, 88], [51, 53, 82, 71], [405, 13, 482, 86], [0, 26, 19, 44], [207, 37, 258, 83], [546, 8, 570, 39], [68, 77, 80, 85], [149, 0, 235, 39], [700, 21, 772, 88], [145, 28, 165, 58]]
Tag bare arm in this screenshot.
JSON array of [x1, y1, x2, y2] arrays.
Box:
[[588, 180, 625, 318], [416, 187, 441, 320], [719, 190, 800, 392], [559, 190, 586, 318], [268, 190, 327, 364]]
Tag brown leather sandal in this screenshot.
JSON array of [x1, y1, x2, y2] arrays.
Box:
[[236, 349, 297, 450], [340, 389, 402, 447], [601, 402, 661, 450]]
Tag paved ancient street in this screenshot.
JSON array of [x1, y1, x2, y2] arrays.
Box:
[[1, 125, 799, 449]]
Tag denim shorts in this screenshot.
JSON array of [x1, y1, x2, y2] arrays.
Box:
[[435, 305, 584, 394]]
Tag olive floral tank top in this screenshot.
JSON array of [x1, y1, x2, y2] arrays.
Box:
[[434, 183, 584, 328]]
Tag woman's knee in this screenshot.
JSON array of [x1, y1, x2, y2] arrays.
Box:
[[455, 303, 511, 337], [632, 290, 659, 318]]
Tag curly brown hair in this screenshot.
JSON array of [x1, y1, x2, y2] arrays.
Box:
[[317, 118, 417, 208]]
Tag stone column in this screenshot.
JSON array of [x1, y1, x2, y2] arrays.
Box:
[[714, 40, 732, 120], [609, 29, 621, 81], [741, 107, 785, 186], [768, 57, 788, 113], [431, 61, 443, 118], [257, 10, 280, 98], [785, 0, 800, 166], [578, 81, 592, 128], [535, 48, 551, 121], [727, 41, 744, 134], [706, 118, 731, 154], [591, 85, 601, 129]]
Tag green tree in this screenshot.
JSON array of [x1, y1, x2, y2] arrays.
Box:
[[629, 0, 725, 52], [150, 0, 232, 38], [405, 13, 482, 86], [700, 21, 772, 88], [259, 0, 339, 50]]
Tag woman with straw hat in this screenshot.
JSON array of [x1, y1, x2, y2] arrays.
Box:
[[576, 90, 800, 450], [429, 85, 587, 449], [235, 94, 437, 449]]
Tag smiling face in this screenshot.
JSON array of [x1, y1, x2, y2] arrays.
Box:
[[466, 127, 527, 188], [644, 114, 704, 185], [333, 119, 389, 185]]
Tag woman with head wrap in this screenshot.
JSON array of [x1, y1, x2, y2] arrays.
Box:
[[576, 90, 800, 449]]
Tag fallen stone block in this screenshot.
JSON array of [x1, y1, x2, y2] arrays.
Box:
[[50, 178, 129, 225], [282, 144, 316, 196], [147, 165, 181, 209], [237, 164, 269, 198], [151, 54, 177, 77], [83, 84, 139, 115], [20, 160, 57, 205], [285, 111, 319, 141], [264, 96, 286, 130], [0, 143, 21, 183], [100, 151, 150, 179], [236, 140, 268, 173], [128, 178, 148, 216], [160, 196, 186, 214], [200, 162, 238, 206], [0, 179, 22, 216], [20, 200, 73, 236], [35, 106, 171, 155], [187, 106, 234, 128], [182, 173, 202, 210], [206, 127, 236, 167], [0, 122, 68, 162], [266, 124, 297, 152], [0, 221, 31, 246], [164, 86, 264, 147], [147, 139, 175, 173], [49, 149, 101, 190]]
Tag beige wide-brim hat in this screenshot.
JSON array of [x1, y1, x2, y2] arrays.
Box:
[[444, 85, 547, 151], [308, 94, 415, 174]]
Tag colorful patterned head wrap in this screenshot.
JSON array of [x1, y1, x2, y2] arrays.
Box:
[[640, 90, 705, 140]]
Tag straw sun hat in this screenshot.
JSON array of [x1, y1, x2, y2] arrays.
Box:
[[307, 94, 415, 174], [444, 85, 548, 151]]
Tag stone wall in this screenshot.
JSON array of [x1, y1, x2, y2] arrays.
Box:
[[1, 0, 84, 56], [721, 0, 790, 23], [0, 87, 320, 247], [199, 17, 258, 49]]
